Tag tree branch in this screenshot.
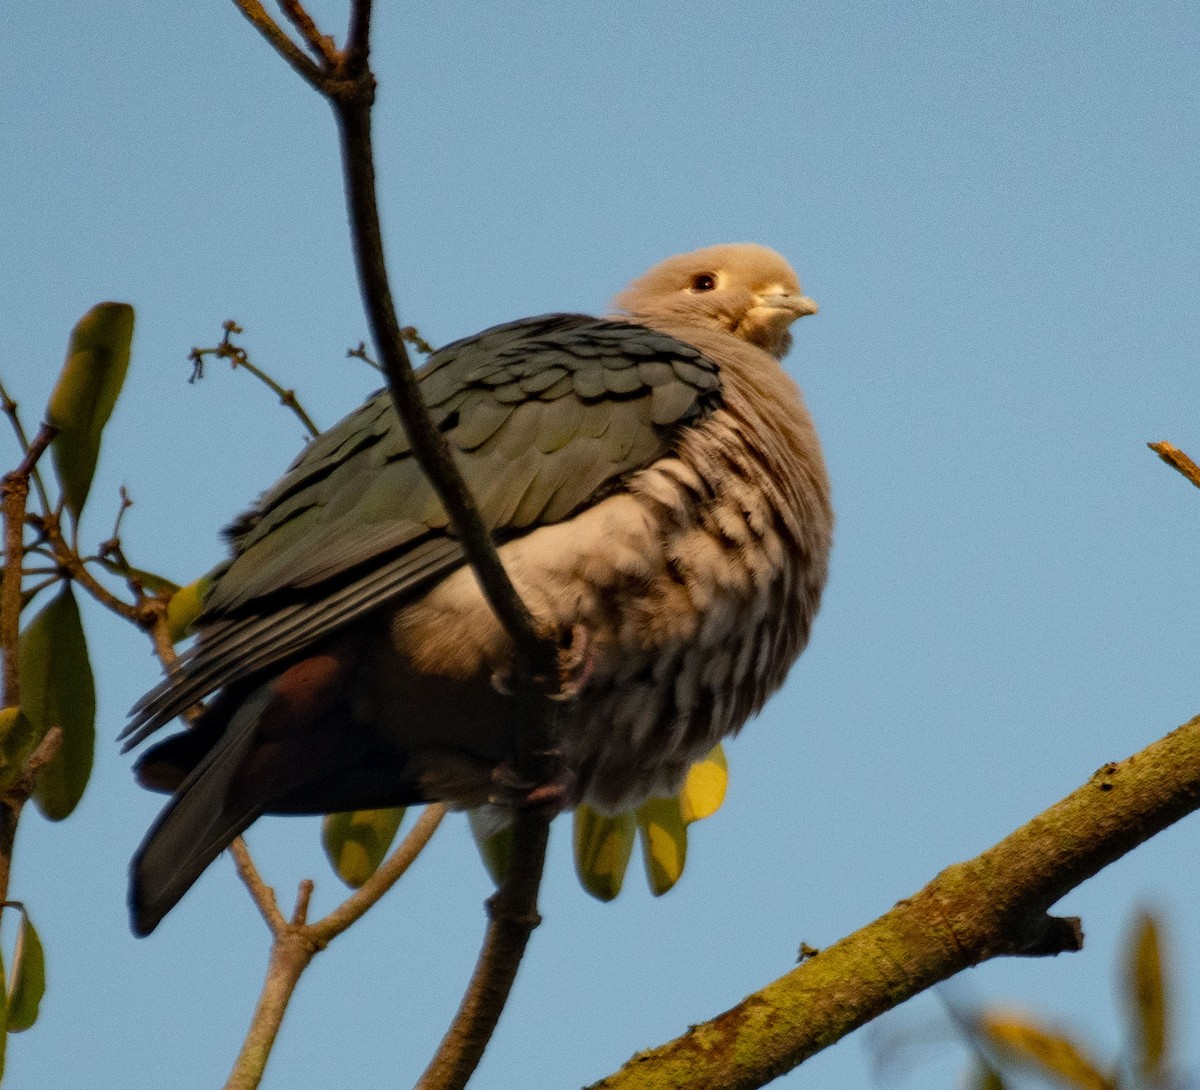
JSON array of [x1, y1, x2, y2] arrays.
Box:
[[223, 805, 446, 1090], [229, 0, 324, 86], [1148, 441, 1200, 491], [415, 811, 549, 1090], [587, 714, 1200, 1090], [2, 422, 58, 706]]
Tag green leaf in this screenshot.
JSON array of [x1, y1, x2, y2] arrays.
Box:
[[321, 808, 405, 888], [165, 575, 212, 643], [467, 808, 513, 886], [573, 806, 636, 901], [6, 906, 45, 1032], [679, 744, 728, 824], [46, 302, 135, 519], [1124, 910, 1168, 1077], [18, 585, 96, 820], [0, 709, 38, 795], [636, 796, 688, 897]]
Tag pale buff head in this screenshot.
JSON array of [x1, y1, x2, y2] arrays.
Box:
[[612, 243, 817, 360]]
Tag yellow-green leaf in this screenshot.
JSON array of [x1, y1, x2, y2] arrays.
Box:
[[679, 744, 728, 824], [636, 796, 688, 897], [978, 1010, 1115, 1090], [18, 586, 96, 820], [6, 906, 45, 1033], [574, 805, 636, 901], [0, 708, 38, 795], [46, 302, 135, 519], [1124, 910, 1168, 1076], [166, 575, 213, 643], [468, 808, 513, 886], [321, 807, 405, 888]]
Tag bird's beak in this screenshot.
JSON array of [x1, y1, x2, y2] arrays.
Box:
[[758, 292, 819, 318]]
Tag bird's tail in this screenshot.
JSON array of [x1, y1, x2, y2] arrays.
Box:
[[129, 687, 273, 937]]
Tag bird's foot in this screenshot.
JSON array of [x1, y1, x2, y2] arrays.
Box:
[[489, 623, 594, 702], [489, 753, 576, 815]]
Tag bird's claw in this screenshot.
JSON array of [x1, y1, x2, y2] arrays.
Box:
[[488, 753, 576, 814], [489, 623, 594, 701]]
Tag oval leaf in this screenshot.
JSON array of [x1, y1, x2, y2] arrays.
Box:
[[573, 805, 636, 901], [166, 575, 213, 643], [679, 744, 728, 824], [467, 807, 513, 886], [6, 906, 46, 1033], [18, 586, 96, 820], [636, 796, 688, 897], [46, 302, 135, 519], [321, 807, 405, 888], [0, 708, 38, 795], [1124, 910, 1168, 1076], [978, 1010, 1115, 1090]]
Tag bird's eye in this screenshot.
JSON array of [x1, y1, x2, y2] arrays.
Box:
[[690, 273, 718, 292]]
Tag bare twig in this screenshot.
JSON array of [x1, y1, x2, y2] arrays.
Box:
[[223, 804, 446, 1090], [309, 802, 445, 941], [0, 727, 63, 907], [0, 379, 52, 514], [230, 837, 287, 934], [2, 422, 59, 706], [229, 0, 323, 85], [1149, 441, 1200, 491], [190, 322, 321, 439], [278, 0, 337, 63]]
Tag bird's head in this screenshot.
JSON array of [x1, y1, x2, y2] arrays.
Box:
[[612, 243, 817, 360]]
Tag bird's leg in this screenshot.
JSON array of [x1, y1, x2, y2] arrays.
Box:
[[489, 752, 577, 814], [489, 622, 595, 702]]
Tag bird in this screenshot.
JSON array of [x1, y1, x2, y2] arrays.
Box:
[[124, 243, 833, 936]]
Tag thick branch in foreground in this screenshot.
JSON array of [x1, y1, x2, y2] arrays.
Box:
[[588, 714, 1200, 1090]]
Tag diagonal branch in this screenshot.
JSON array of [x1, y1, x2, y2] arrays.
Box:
[[586, 713, 1200, 1090], [1148, 441, 1200, 491], [229, 0, 324, 86]]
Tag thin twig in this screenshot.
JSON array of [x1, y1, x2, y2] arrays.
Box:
[[1149, 441, 1200, 491], [39, 509, 140, 623], [0, 727, 63, 908], [224, 805, 446, 1090], [278, 0, 337, 63], [228, 0, 323, 85], [310, 803, 445, 942], [2, 423, 59, 706], [190, 322, 321, 438], [0, 378, 52, 514], [229, 838, 287, 934]]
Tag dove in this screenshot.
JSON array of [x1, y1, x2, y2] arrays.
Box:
[[125, 243, 832, 935]]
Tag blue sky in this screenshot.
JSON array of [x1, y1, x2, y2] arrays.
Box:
[[2, 2, 1199, 1087]]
